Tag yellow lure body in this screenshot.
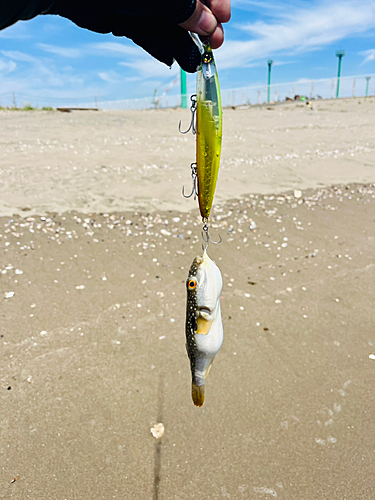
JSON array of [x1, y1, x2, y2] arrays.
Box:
[[196, 44, 222, 221]]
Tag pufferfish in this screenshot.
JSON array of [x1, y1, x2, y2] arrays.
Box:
[[185, 249, 223, 407]]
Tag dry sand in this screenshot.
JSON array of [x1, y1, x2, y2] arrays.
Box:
[[1, 97, 375, 217], [1, 98, 375, 499]]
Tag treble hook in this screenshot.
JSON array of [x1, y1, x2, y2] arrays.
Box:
[[178, 95, 197, 135], [201, 218, 222, 251], [182, 163, 198, 199]]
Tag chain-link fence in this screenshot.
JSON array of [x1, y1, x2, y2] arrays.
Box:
[[219, 74, 375, 108], [1, 74, 374, 111]]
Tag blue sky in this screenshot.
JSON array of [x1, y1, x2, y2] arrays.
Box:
[[1, 0, 375, 106]]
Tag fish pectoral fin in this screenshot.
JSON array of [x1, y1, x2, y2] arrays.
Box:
[[192, 383, 205, 407], [196, 316, 213, 335], [204, 358, 214, 379]]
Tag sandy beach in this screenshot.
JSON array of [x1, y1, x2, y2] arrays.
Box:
[[1, 97, 375, 217], [1, 98, 375, 499]]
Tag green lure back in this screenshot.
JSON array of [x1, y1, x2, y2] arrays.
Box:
[[196, 43, 222, 221]]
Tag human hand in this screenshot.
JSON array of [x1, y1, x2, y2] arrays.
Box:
[[42, 0, 231, 72], [179, 0, 231, 50]]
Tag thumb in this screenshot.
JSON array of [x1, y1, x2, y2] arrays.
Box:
[[178, 0, 217, 36]]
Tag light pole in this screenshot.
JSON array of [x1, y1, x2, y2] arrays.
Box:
[[366, 76, 371, 97], [267, 59, 273, 103], [181, 68, 187, 109], [335, 50, 345, 98]]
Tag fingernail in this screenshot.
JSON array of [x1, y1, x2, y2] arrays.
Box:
[[197, 9, 217, 35]]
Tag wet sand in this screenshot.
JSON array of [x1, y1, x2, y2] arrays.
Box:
[[1, 99, 375, 499]]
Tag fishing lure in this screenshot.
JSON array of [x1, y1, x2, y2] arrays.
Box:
[[181, 34, 223, 228]]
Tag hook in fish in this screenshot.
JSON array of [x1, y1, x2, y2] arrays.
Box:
[[178, 94, 197, 134], [182, 163, 198, 199], [201, 218, 222, 251]]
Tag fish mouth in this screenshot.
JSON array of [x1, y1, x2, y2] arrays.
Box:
[[198, 306, 211, 315]]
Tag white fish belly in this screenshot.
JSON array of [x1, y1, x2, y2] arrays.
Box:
[[194, 311, 223, 384], [195, 314, 223, 357]]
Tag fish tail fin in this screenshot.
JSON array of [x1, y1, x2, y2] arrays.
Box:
[[192, 383, 205, 407]]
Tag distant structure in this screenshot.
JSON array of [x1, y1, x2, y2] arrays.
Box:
[[336, 50, 345, 98], [366, 76, 371, 97], [181, 69, 187, 109], [268, 60, 273, 103]]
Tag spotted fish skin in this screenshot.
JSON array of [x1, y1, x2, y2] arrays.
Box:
[[185, 249, 223, 407]]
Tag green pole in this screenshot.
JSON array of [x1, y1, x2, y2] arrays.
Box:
[[366, 76, 371, 97], [267, 60, 273, 103], [181, 68, 187, 109], [335, 50, 345, 98]]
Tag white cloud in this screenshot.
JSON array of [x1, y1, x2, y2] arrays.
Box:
[[0, 59, 17, 74], [35, 40, 140, 60], [0, 49, 92, 104], [0, 19, 182, 103], [90, 40, 179, 80], [98, 71, 123, 84], [0, 39, 178, 105], [217, 0, 375, 69], [119, 57, 179, 79], [231, 0, 290, 14], [90, 41, 178, 79], [2, 50, 39, 63], [273, 60, 294, 67], [361, 49, 375, 64], [37, 43, 82, 58], [89, 42, 141, 56], [0, 21, 32, 39]]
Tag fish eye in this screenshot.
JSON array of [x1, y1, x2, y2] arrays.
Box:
[[187, 278, 197, 290]]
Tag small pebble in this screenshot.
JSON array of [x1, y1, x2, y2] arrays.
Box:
[[150, 423, 164, 439]]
